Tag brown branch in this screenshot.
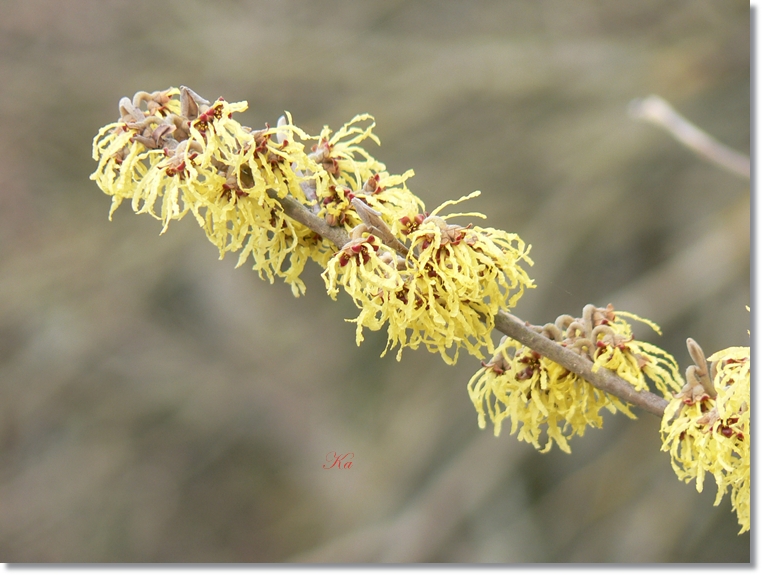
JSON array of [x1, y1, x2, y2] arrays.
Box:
[[271, 191, 669, 418], [270, 191, 350, 248], [493, 311, 668, 416]]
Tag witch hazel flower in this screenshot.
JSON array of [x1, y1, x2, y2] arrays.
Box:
[[399, 192, 534, 360], [660, 339, 750, 533], [586, 307, 683, 398], [91, 88, 183, 218], [91, 87, 330, 296], [311, 116, 424, 233], [312, 114, 385, 190], [322, 223, 403, 314], [323, 192, 534, 364], [468, 304, 683, 452], [468, 335, 618, 453]]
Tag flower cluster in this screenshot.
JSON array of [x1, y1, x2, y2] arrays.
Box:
[[468, 304, 683, 452], [311, 116, 425, 231], [322, 192, 534, 364], [93, 87, 533, 362], [91, 87, 330, 296], [660, 340, 750, 533]]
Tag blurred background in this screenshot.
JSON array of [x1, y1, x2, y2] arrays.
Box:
[[0, 0, 750, 563]]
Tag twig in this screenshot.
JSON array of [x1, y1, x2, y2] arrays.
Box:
[[269, 191, 669, 418], [629, 94, 750, 179], [270, 191, 350, 248], [351, 198, 410, 256], [493, 311, 668, 416]]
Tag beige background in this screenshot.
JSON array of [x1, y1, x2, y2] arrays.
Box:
[[0, 0, 750, 562]]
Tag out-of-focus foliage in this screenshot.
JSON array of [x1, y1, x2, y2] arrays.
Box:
[[0, 0, 749, 562]]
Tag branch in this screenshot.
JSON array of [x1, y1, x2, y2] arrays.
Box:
[[270, 190, 350, 248], [493, 311, 668, 416], [629, 94, 750, 179], [270, 191, 669, 418]]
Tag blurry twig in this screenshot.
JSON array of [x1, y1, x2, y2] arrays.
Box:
[[629, 95, 750, 179]]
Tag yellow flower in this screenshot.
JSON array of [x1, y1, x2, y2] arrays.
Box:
[[468, 336, 629, 453], [357, 170, 426, 237], [531, 304, 682, 398], [238, 210, 334, 297], [380, 271, 493, 364], [660, 344, 750, 533], [91, 88, 183, 220], [91, 87, 327, 296], [469, 304, 684, 452], [402, 193, 534, 358], [323, 193, 534, 364], [312, 115, 424, 232], [322, 228, 403, 318], [312, 114, 385, 191], [590, 310, 683, 397]]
